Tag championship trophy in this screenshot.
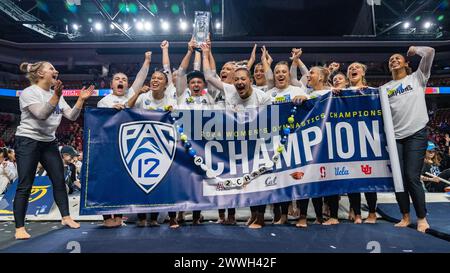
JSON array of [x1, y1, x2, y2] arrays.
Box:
[[193, 11, 210, 46]]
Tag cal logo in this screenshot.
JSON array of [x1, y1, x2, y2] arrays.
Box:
[[119, 121, 177, 194]]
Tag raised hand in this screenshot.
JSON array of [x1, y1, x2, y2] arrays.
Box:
[[145, 51, 152, 62], [290, 48, 302, 60], [328, 62, 340, 73], [250, 44, 257, 59], [160, 40, 169, 49], [79, 85, 94, 101], [407, 46, 417, 57], [112, 103, 126, 110], [188, 37, 197, 52], [138, 85, 151, 94], [54, 80, 64, 97], [200, 43, 210, 55]]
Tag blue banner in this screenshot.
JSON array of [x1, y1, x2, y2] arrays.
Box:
[[80, 89, 399, 215], [0, 176, 54, 216]]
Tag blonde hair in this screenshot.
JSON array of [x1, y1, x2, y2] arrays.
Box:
[[347, 62, 367, 86], [19, 61, 49, 84], [311, 66, 330, 85]]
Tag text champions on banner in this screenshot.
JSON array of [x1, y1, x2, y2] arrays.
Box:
[[79, 89, 402, 215]]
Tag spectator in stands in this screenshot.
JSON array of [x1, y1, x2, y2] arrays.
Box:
[[0, 147, 17, 194], [7, 148, 15, 164], [421, 141, 450, 192], [60, 145, 81, 194]]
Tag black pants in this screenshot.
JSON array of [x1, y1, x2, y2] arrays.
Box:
[[348, 192, 377, 215], [250, 205, 266, 213], [273, 202, 289, 215], [296, 198, 323, 219], [103, 214, 123, 220], [218, 208, 235, 216], [325, 195, 339, 219], [13, 136, 70, 228], [137, 213, 159, 221], [168, 211, 201, 219], [395, 127, 428, 219]]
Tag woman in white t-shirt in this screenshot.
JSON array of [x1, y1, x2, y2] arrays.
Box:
[[14, 61, 93, 239], [97, 51, 152, 109], [381, 46, 435, 233], [294, 66, 331, 228], [96, 52, 151, 228], [344, 62, 379, 225]]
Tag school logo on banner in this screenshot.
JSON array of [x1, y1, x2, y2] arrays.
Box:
[[119, 121, 177, 194]]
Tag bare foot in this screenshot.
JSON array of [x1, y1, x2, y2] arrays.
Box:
[[136, 219, 146, 227], [61, 216, 80, 229], [364, 213, 377, 224], [353, 215, 362, 224], [224, 215, 236, 225], [394, 214, 410, 228], [295, 217, 307, 228], [274, 214, 288, 225], [417, 218, 430, 233], [322, 218, 339, 225], [103, 218, 117, 228], [348, 208, 355, 221], [15, 227, 31, 240], [114, 216, 123, 227], [248, 223, 263, 229], [217, 213, 226, 224], [148, 220, 160, 227], [169, 218, 180, 229]]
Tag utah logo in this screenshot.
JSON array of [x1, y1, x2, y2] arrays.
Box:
[[119, 121, 177, 194]]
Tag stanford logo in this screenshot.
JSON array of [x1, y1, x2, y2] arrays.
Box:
[[119, 121, 176, 194]]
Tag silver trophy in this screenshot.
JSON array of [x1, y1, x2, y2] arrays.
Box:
[[193, 11, 210, 46]]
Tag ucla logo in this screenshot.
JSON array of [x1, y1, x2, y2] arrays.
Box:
[[119, 121, 177, 194]]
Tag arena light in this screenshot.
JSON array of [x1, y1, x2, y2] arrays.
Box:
[[144, 21, 152, 31], [72, 23, 79, 31], [215, 21, 221, 30], [403, 22, 410, 29], [161, 20, 170, 31], [423, 21, 432, 29], [136, 21, 144, 31], [110, 23, 115, 29], [123, 22, 130, 31], [179, 20, 188, 31], [94, 22, 103, 31]]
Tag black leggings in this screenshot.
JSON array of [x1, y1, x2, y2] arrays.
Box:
[[137, 213, 159, 221], [296, 198, 323, 219], [13, 136, 70, 228], [273, 202, 289, 215], [103, 214, 123, 220], [168, 211, 201, 219], [218, 208, 236, 216], [395, 127, 428, 218], [348, 192, 378, 215], [325, 195, 339, 219], [250, 205, 266, 213]]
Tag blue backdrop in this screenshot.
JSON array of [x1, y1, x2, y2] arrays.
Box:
[[80, 89, 398, 215]]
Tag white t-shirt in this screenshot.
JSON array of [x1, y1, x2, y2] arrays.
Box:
[[307, 89, 332, 99], [381, 70, 429, 139], [16, 85, 71, 142], [268, 85, 306, 103], [253, 84, 269, 93], [177, 88, 220, 110], [97, 87, 135, 108], [135, 91, 177, 111], [223, 83, 271, 110]]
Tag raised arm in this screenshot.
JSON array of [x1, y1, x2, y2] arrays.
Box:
[[206, 33, 217, 73], [175, 39, 196, 97], [407, 46, 435, 80], [194, 50, 201, 71], [161, 40, 172, 84], [201, 43, 224, 91], [261, 46, 274, 89], [131, 51, 151, 92], [246, 44, 257, 70]]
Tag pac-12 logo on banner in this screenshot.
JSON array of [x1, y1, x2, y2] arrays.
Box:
[[119, 121, 176, 194]]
